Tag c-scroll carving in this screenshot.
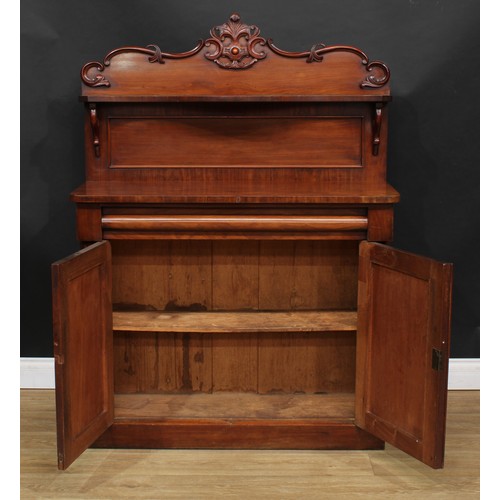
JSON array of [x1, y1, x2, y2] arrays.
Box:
[[81, 62, 110, 88], [361, 61, 391, 89], [81, 42, 204, 87], [80, 13, 390, 88], [267, 40, 390, 88]]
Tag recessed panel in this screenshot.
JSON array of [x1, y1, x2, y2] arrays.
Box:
[[367, 264, 430, 441], [108, 117, 363, 168]]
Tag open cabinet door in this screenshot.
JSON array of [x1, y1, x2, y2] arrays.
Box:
[[356, 241, 452, 468], [52, 241, 113, 470]]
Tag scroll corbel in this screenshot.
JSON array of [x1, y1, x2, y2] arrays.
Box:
[[88, 103, 100, 157], [372, 102, 385, 156]]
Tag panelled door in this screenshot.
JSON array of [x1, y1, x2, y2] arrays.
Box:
[[52, 241, 114, 470], [356, 241, 453, 468]]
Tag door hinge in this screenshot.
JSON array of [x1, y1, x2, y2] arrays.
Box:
[[431, 348, 443, 371], [55, 354, 65, 365]]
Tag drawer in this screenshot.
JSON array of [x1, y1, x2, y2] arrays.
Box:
[[101, 213, 368, 240], [75, 205, 393, 242]]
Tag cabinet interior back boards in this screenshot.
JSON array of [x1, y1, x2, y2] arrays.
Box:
[[51, 14, 453, 470]]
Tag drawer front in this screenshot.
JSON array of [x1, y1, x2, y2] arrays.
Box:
[[101, 213, 368, 240], [75, 205, 394, 242]]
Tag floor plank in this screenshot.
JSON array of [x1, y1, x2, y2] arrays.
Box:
[[20, 390, 479, 499]]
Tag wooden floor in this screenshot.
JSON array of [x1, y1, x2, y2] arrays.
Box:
[[21, 390, 479, 499]]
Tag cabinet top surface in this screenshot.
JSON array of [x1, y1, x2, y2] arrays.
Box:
[[80, 13, 391, 102], [71, 181, 400, 205]]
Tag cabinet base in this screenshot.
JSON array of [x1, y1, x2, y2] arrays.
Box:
[[91, 420, 384, 450]]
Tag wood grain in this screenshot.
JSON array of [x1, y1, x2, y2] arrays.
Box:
[[260, 240, 359, 310], [258, 332, 355, 393], [71, 180, 400, 205], [101, 214, 369, 232], [75, 203, 102, 242], [80, 99, 392, 190], [51, 242, 114, 470], [93, 419, 383, 451], [111, 240, 170, 311], [212, 240, 259, 310], [212, 334, 259, 391], [164, 240, 213, 311], [109, 117, 363, 168], [111, 240, 359, 312], [113, 392, 355, 420], [113, 332, 178, 393], [112, 310, 358, 333], [81, 48, 391, 100], [111, 240, 212, 311], [367, 206, 394, 242], [110, 239, 359, 397], [49, 16, 458, 473], [356, 242, 453, 469], [113, 330, 356, 395]]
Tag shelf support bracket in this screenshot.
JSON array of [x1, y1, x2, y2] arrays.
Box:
[[372, 102, 385, 156], [88, 103, 101, 157]]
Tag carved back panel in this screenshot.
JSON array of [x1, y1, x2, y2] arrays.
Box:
[[81, 13, 390, 100], [80, 13, 391, 188]]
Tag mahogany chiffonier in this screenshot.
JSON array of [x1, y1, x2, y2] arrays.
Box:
[[51, 14, 452, 470]]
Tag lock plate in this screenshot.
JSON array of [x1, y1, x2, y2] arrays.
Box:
[[432, 348, 443, 371]]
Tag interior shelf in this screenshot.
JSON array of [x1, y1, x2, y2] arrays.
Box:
[[112, 310, 358, 333], [114, 392, 355, 421]]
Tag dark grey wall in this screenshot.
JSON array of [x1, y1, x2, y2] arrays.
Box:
[[21, 0, 479, 358]]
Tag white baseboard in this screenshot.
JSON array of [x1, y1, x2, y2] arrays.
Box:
[[20, 357, 480, 390], [20, 358, 55, 389], [447, 358, 480, 390]]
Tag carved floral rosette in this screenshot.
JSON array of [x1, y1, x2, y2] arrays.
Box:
[[204, 13, 267, 69]]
